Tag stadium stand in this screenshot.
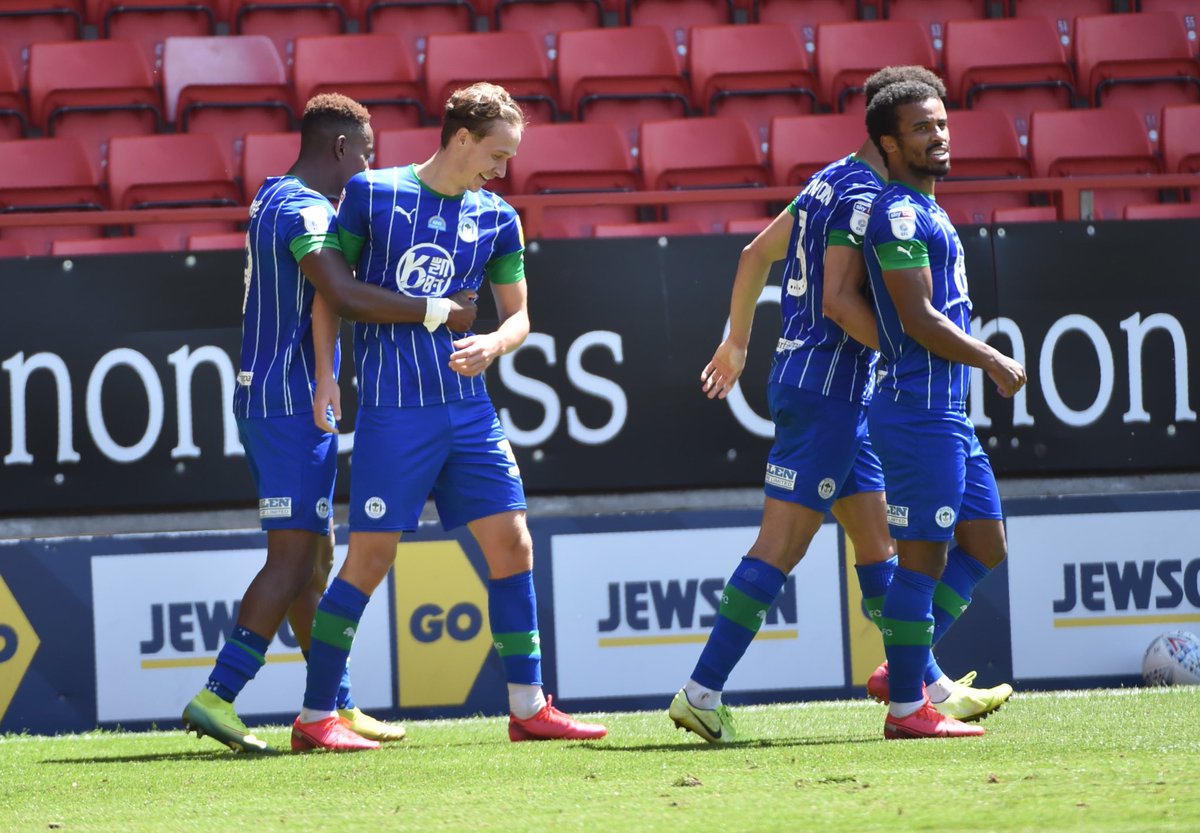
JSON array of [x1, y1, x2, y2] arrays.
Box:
[[362, 0, 476, 68], [882, 0, 992, 60], [769, 112, 865, 186], [374, 126, 442, 168], [1124, 201, 1200, 218], [753, 0, 872, 55], [1139, 0, 1200, 55], [240, 132, 301, 196], [88, 0, 219, 72], [937, 107, 1032, 224], [0, 0, 83, 85], [292, 33, 424, 131], [626, 0, 734, 70], [424, 31, 558, 124], [593, 219, 708, 236], [0, 52, 27, 141], [815, 20, 937, 111], [1008, 0, 1117, 50], [51, 235, 168, 255], [228, 0, 349, 67], [491, 0, 604, 63]]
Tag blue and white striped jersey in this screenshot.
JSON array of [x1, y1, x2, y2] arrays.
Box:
[[335, 164, 525, 408], [864, 182, 973, 411], [769, 154, 882, 405], [234, 175, 341, 419]]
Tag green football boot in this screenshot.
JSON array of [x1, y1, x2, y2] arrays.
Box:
[[182, 689, 271, 753], [337, 707, 407, 742], [668, 689, 737, 744], [933, 671, 1014, 722]]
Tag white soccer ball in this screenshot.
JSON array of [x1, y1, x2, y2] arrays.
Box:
[[1142, 630, 1200, 686]]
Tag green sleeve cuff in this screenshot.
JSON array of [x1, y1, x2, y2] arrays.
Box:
[[786, 198, 798, 216], [828, 228, 864, 249], [289, 232, 342, 262], [875, 239, 930, 270], [486, 249, 525, 284], [337, 228, 365, 266]]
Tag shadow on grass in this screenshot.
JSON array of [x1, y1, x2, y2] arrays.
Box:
[[583, 734, 881, 753]]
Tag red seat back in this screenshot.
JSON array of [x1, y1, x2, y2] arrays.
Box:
[[229, 0, 348, 67], [0, 0, 83, 85], [0, 51, 27, 140], [1009, 0, 1113, 50], [882, 0, 988, 59], [815, 20, 936, 112], [0, 137, 105, 211], [508, 122, 636, 194], [492, 0, 603, 64], [1162, 103, 1200, 172], [754, 0, 862, 55], [90, 0, 218, 73], [1140, 0, 1200, 56], [363, 0, 475, 68], [107, 133, 242, 209], [424, 31, 557, 123], [374, 126, 442, 168], [769, 113, 865, 186], [241, 132, 302, 197], [627, 0, 734, 70], [292, 33, 423, 130]]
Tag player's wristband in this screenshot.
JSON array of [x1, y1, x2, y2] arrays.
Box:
[[424, 297, 451, 333]]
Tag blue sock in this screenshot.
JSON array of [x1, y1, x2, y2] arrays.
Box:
[[206, 626, 269, 702], [336, 663, 355, 710], [923, 548, 990, 685], [691, 557, 787, 691], [881, 567, 936, 704], [489, 571, 542, 686], [855, 556, 897, 628], [303, 578, 369, 712]]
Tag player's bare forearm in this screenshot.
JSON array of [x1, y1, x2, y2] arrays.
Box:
[[449, 280, 528, 377], [726, 210, 791, 346], [302, 248, 425, 324], [822, 245, 879, 351], [311, 290, 339, 383]]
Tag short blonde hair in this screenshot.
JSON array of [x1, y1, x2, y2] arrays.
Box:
[[440, 82, 525, 148]]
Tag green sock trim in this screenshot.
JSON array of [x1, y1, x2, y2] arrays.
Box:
[[863, 595, 886, 631], [933, 583, 970, 620], [493, 631, 541, 658], [311, 610, 359, 651], [879, 617, 935, 647], [227, 638, 266, 666], [719, 584, 770, 633]]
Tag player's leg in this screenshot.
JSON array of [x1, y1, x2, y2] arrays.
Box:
[[183, 415, 331, 753], [439, 397, 605, 741], [671, 385, 858, 742]]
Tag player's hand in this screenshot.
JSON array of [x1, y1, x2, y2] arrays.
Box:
[[449, 332, 502, 377], [447, 289, 478, 332], [700, 339, 748, 400], [986, 352, 1027, 398], [313, 376, 341, 433]]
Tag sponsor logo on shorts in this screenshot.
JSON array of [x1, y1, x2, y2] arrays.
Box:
[[886, 504, 909, 527], [786, 276, 808, 297], [365, 497, 387, 520], [259, 497, 292, 519], [315, 498, 331, 520], [237, 371, 253, 386], [935, 506, 956, 528], [817, 478, 836, 500], [765, 464, 797, 491]]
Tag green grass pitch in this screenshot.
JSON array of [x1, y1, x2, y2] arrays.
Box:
[[1, 687, 1197, 833]]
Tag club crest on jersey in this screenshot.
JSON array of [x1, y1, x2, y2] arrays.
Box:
[[458, 218, 478, 243], [396, 243, 456, 296], [765, 464, 797, 491], [850, 201, 871, 235], [888, 205, 917, 241], [428, 215, 447, 232]]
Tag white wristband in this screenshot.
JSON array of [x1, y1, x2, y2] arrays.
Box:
[[424, 297, 452, 333]]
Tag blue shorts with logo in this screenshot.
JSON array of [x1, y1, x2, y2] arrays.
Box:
[[349, 395, 527, 533], [867, 395, 1003, 541], [764, 383, 886, 512], [237, 413, 336, 535]]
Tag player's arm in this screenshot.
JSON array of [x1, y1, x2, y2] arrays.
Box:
[[700, 208, 792, 399], [311, 290, 341, 433], [881, 264, 1026, 397], [822, 243, 879, 350], [449, 278, 528, 378]]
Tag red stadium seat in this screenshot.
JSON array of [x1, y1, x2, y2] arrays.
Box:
[[1140, 0, 1200, 56], [627, 0, 734, 70], [992, 205, 1060, 223], [162, 35, 293, 172], [88, 0, 219, 73], [188, 231, 249, 250], [0, 137, 105, 212], [107, 133, 243, 248], [1075, 12, 1200, 148], [424, 31, 558, 124], [688, 24, 817, 161], [0, 239, 36, 258], [51, 235, 169, 255], [882, 0, 989, 60], [28, 40, 161, 180], [640, 116, 769, 231], [1030, 107, 1161, 219], [724, 215, 773, 234], [292, 34, 424, 131], [492, 0, 604, 64], [507, 122, 638, 238], [374, 126, 442, 168], [557, 26, 692, 158], [230, 0, 349, 68], [945, 17, 1075, 150], [363, 0, 475, 69], [815, 20, 937, 112], [937, 108, 1032, 224], [0, 52, 27, 141], [241, 132, 301, 197], [769, 113, 865, 186], [1162, 104, 1200, 171], [1123, 201, 1200, 219], [1009, 0, 1115, 51], [754, 0, 866, 56], [593, 219, 709, 237], [0, 0, 83, 84]]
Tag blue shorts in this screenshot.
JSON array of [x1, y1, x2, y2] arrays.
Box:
[[764, 383, 886, 512], [867, 396, 1003, 541], [236, 413, 336, 534], [348, 396, 527, 532]]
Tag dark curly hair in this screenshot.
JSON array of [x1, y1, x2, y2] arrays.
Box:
[[863, 66, 946, 106], [865, 79, 942, 159]]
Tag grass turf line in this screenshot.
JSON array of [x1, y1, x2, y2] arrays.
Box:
[[0, 687, 1197, 833]]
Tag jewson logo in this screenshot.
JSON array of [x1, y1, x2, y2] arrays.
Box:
[[0, 576, 40, 726], [138, 601, 302, 669], [392, 540, 490, 707], [396, 243, 456, 297], [1051, 557, 1200, 628], [594, 576, 799, 647]]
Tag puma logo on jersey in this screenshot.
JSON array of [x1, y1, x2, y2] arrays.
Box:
[[394, 206, 417, 222], [896, 244, 913, 257]]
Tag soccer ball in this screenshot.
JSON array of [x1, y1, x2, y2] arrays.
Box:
[[1142, 631, 1200, 686]]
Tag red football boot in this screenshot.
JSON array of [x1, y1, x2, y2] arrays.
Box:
[[508, 696, 608, 742], [884, 698, 985, 740], [866, 660, 890, 703], [291, 715, 381, 752]]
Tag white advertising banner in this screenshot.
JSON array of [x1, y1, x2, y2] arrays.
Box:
[[550, 525, 845, 699], [92, 545, 394, 722], [1007, 510, 1200, 680]]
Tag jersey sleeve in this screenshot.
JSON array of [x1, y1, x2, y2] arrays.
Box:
[[869, 198, 931, 270], [332, 171, 370, 266], [281, 192, 341, 262], [485, 204, 526, 285], [827, 191, 873, 250]]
